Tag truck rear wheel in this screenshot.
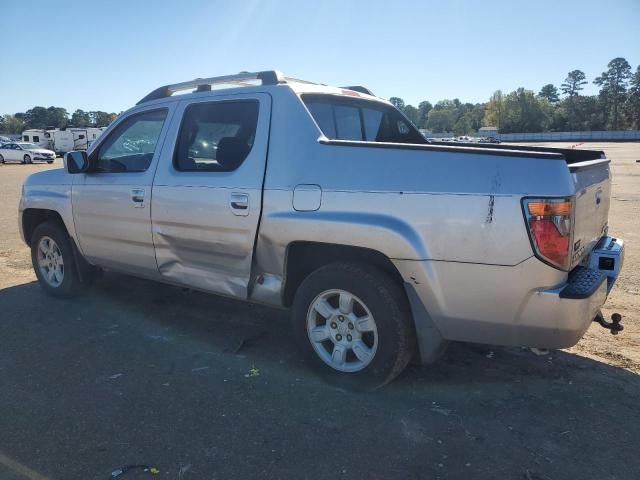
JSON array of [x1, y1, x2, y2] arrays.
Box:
[[30, 221, 84, 298], [292, 263, 415, 390]]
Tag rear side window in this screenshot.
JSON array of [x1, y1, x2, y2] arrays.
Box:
[[33, 135, 40, 142], [96, 109, 167, 173], [174, 100, 259, 172], [302, 94, 425, 144]]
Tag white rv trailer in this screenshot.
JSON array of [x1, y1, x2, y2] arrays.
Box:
[[21, 129, 52, 149], [47, 130, 74, 154], [46, 127, 106, 154], [22, 127, 109, 154]]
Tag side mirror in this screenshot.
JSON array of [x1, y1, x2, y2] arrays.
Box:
[[64, 151, 89, 174]]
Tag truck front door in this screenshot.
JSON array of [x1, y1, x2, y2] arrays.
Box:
[[151, 94, 271, 298], [72, 105, 174, 278]]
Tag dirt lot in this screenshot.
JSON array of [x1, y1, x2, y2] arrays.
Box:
[[0, 142, 639, 480]]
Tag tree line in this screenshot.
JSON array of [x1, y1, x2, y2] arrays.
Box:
[[0, 107, 118, 134], [2, 57, 638, 136], [391, 57, 640, 135]]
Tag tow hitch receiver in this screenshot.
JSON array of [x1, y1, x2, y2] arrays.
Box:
[[593, 311, 623, 335]]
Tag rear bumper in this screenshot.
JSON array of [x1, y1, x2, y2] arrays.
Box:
[[394, 236, 625, 357], [518, 236, 624, 348], [516, 267, 609, 349]]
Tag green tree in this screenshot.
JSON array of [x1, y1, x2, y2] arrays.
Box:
[[2, 115, 26, 134], [471, 104, 486, 129], [46, 107, 69, 128], [402, 104, 419, 125], [538, 84, 560, 103], [484, 90, 504, 129], [560, 70, 587, 97], [499, 88, 548, 133], [594, 57, 632, 129], [560, 70, 588, 130], [23, 106, 49, 129], [416, 101, 433, 128], [624, 65, 640, 129], [389, 97, 405, 110], [426, 108, 455, 133], [71, 109, 91, 127]]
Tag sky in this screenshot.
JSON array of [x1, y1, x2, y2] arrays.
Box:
[[0, 0, 639, 115]]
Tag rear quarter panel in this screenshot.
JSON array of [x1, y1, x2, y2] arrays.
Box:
[[259, 95, 577, 270]]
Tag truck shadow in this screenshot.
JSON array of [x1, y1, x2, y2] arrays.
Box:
[[2, 272, 637, 389], [2, 274, 639, 479]]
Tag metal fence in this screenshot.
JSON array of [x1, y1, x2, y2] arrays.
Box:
[[497, 130, 640, 142]]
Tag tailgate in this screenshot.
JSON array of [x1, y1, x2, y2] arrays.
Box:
[[570, 159, 611, 268]]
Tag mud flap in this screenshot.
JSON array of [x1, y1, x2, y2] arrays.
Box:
[[404, 283, 449, 364], [70, 237, 101, 284]]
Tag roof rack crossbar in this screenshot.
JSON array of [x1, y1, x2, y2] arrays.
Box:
[[136, 70, 286, 104]]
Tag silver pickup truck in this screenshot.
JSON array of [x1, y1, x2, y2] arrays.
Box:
[[19, 70, 625, 388]]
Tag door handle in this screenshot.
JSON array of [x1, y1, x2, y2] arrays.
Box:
[[230, 193, 249, 216], [131, 188, 145, 206]]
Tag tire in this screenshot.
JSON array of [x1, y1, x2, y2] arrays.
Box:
[[23, 154, 31, 164], [30, 221, 84, 298], [292, 263, 415, 390], [47, 160, 54, 164], [0, 154, 4, 164]]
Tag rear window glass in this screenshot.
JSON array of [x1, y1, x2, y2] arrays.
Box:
[[302, 94, 425, 144]]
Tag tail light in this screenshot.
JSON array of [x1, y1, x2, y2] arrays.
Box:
[[523, 198, 574, 270]]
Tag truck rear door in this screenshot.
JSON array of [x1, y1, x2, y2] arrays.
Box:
[[151, 93, 271, 299]]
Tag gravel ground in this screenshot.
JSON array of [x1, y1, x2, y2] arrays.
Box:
[[0, 142, 639, 480]]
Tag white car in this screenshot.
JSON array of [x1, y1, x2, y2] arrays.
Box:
[[0, 142, 55, 164]]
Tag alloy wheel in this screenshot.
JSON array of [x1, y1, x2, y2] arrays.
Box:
[[37, 236, 64, 287], [306, 289, 378, 373]]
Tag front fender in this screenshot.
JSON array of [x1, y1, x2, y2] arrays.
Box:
[[20, 185, 78, 246]]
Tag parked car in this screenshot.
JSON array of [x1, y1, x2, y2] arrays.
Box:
[[0, 142, 55, 164], [0, 135, 11, 143], [19, 70, 624, 388]]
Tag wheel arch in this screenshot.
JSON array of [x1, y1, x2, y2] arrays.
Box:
[[282, 241, 405, 307], [282, 241, 448, 365], [22, 208, 69, 247], [23, 208, 97, 283]]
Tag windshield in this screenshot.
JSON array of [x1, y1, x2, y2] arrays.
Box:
[[18, 143, 39, 149], [302, 94, 426, 144]]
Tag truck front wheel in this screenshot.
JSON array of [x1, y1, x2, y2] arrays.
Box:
[[292, 263, 415, 389], [30, 222, 84, 298]]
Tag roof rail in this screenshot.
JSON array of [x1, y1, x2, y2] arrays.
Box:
[[341, 85, 375, 96], [136, 70, 286, 105]]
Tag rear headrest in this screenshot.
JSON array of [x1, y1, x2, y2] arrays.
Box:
[[216, 137, 251, 170]]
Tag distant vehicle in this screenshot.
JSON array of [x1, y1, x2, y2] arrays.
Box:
[[0, 135, 11, 143], [21, 129, 52, 149], [486, 136, 501, 143], [0, 142, 55, 164], [49, 128, 105, 155], [20, 128, 107, 156]]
